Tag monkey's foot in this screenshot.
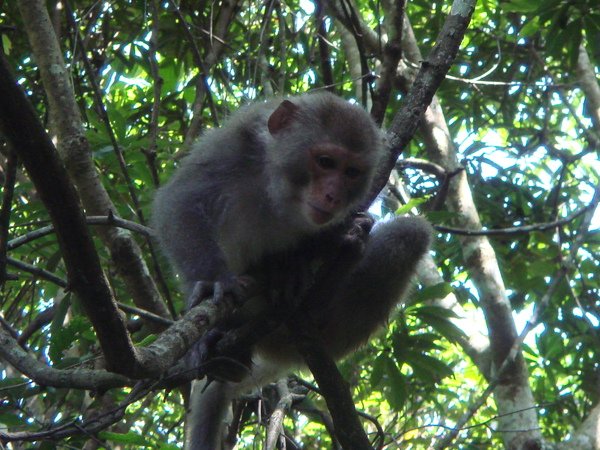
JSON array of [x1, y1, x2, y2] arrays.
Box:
[[188, 276, 254, 309], [187, 327, 252, 382]]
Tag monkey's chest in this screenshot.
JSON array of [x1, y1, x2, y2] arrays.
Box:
[[218, 219, 300, 274]]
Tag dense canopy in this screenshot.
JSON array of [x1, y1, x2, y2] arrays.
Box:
[[0, 0, 599, 449]]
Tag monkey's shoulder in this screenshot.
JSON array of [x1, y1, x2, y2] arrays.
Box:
[[187, 116, 270, 165]]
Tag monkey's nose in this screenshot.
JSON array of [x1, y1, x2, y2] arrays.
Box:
[[325, 193, 340, 205]]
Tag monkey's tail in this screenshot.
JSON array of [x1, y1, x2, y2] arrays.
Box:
[[185, 379, 234, 450]]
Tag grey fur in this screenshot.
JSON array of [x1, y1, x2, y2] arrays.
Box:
[[152, 92, 432, 449]]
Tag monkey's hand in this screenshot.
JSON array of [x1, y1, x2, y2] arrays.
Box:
[[186, 327, 252, 382], [339, 212, 374, 255], [187, 275, 255, 310]]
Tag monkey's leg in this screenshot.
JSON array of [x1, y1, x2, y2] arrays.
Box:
[[185, 379, 235, 450], [317, 216, 433, 358]]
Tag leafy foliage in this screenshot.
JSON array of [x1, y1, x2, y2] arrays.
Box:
[[0, 0, 599, 448]]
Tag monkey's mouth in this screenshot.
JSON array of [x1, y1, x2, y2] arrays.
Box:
[[307, 203, 334, 225]]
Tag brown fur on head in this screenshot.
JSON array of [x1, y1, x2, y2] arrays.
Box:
[[264, 92, 384, 230]]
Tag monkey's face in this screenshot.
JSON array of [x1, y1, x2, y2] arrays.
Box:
[[265, 95, 382, 231], [303, 143, 372, 226]]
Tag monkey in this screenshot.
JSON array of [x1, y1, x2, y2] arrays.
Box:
[[151, 91, 432, 450]]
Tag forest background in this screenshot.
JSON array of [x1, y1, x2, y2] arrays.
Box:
[[0, 0, 599, 449]]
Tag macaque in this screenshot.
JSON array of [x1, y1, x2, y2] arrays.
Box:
[[152, 92, 432, 450]]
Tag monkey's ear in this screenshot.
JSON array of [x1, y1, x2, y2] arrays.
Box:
[[268, 100, 299, 134]]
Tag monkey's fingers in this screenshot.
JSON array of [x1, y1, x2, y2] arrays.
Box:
[[351, 212, 375, 234], [189, 327, 253, 382], [188, 281, 214, 308], [339, 213, 375, 255], [195, 328, 224, 361], [261, 251, 314, 309], [217, 276, 254, 307], [186, 328, 224, 378], [212, 282, 226, 304], [188, 277, 250, 309]]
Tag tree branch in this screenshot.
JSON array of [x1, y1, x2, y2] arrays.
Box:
[[434, 204, 591, 236], [0, 379, 153, 444], [8, 214, 154, 251], [290, 314, 374, 450], [0, 324, 131, 390], [0, 51, 138, 375], [0, 149, 17, 285], [363, 0, 476, 208], [19, 0, 170, 324]]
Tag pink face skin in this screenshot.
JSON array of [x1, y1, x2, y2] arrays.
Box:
[[303, 143, 369, 226]]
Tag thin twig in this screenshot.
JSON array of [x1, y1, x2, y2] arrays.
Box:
[[435, 204, 591, 236]]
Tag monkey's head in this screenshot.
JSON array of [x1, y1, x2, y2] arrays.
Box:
[[265, 92, 384, 230]]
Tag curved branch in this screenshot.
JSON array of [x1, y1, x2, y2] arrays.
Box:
[[289, 314, 374, 450], [371, 0, 405, 125], [0, 150, 17, 284], [0, 325, 131, 390], [0, 52, 137, 375], [363, 0, 477, 209], [19, 0, 170, 324], [435, 204, 592, 237], [0, 380, 152, 444], [433, 182, 600, 450], [8, 214, 154, 251], [396, 157, 449, 179]]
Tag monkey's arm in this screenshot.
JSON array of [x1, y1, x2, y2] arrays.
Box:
[[311, 216, 433, 358], [153, 189, 255, 386], [152, 179, 242, 307]]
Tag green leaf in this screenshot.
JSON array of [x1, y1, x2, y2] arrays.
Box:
[[158, 444, 181, 450], [405, 352, 454, 382], [0, 413, 23, 427], [504, 0, 541, 13], [98, 431, 149, 445], [566, 20, 583, 70], [412, 283, 454, 302], [49, 296, 72, 362], [370, 353, 388, 386], [395, 198, 427, 215], [0, 377, 26, 390], [137, 334, 158, 346], [49, 308, 94, 364], [385, 359, 407, 410], [417, 314, 466, 344]]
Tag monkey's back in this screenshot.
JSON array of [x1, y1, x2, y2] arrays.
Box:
[[151, 101, 304, 278]]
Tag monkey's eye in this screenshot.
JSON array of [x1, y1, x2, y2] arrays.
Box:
[[345, 167, 362, 179], [316, 155, 336, 170]]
